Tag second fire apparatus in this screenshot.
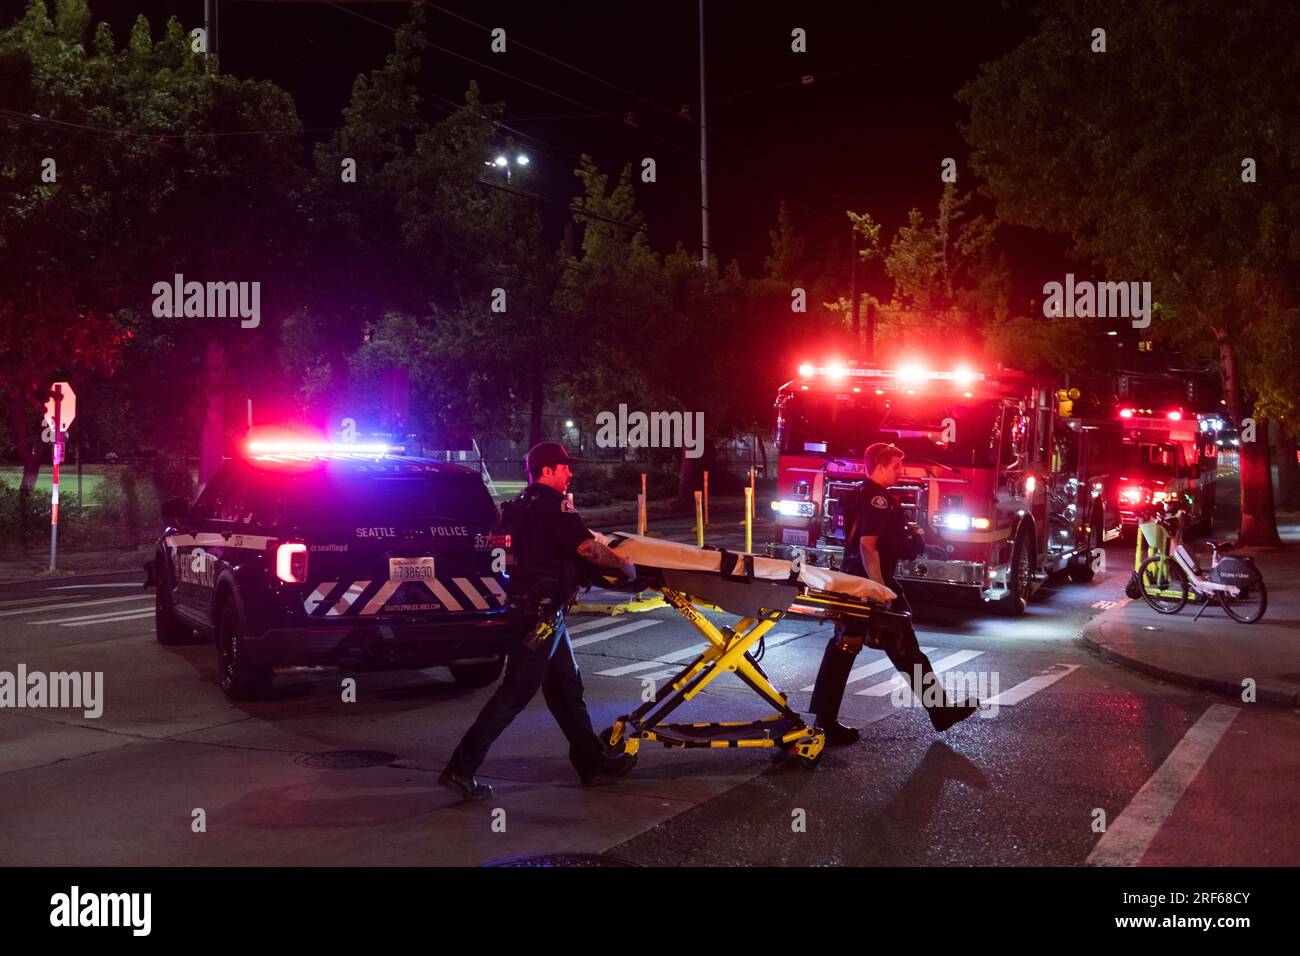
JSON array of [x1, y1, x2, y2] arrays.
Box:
[[1112, 406, 1218, 533], [769, 361, 1123, 615]]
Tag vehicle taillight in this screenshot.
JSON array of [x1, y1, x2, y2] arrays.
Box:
[[275, 542, 308, 583]]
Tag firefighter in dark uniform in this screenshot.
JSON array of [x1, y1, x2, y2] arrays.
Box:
[[440, 442, 638, 800], [809, 442, 979, 744]]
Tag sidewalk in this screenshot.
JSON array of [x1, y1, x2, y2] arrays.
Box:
[[1081, 518, 1300, 708]]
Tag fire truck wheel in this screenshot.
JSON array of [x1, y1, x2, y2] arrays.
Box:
[[998, 529, 1034, 616]]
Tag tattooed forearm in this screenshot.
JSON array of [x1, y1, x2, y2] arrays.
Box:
[[577, 537, 630, 570]]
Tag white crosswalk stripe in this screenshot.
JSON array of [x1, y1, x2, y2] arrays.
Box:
[[57, 610, 156, 628], [0, 594, 150, 619], [570, 618, 661, 648], [568, 616, 625, 635], [855, 649, 984, 697], [597, 643, 707, 677], [801, 647, 938, 692], [984, 664, 1080, 707]]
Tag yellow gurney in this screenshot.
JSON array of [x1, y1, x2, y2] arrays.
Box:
[[593, 534, 909, 765]]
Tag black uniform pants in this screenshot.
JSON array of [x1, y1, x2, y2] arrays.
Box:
[[809, 576, 949, 723], [447, 613, 606, 779]]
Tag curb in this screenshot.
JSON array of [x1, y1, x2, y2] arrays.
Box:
[[1079, 618, 1300, 710], [0, 566, 146, 589]]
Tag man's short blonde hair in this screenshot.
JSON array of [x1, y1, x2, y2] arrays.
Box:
[[865, 442, 904, 473]]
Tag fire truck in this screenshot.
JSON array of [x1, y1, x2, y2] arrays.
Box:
[[768, 361, 1123, 614], [1111, 405, 1219, 533]]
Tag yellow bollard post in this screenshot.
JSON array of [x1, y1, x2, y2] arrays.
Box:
[[639, 473, 647, 535], [744, 487, 753, 554], [703, 470, 710, 526], [694, 491, 704, 547]]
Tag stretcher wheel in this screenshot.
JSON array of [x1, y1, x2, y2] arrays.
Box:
[[600, 724, 629, 753], [779, 734, 825, 767]]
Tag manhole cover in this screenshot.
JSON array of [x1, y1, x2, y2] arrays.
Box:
[[483, 853, 640, 868], [294, 750, 396, 770]]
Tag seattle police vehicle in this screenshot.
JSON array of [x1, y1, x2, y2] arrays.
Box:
[[146, 443, 512, 700]]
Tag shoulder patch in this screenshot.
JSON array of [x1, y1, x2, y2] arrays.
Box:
[[561, 498, 577, 513], [871, 495, 888, 509]]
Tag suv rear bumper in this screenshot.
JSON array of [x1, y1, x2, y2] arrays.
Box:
[[246, 617, 516, 670]]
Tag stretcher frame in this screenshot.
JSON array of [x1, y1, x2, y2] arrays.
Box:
[[601, 575, 886, 766]]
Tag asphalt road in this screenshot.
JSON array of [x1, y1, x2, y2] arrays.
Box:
[[1, 478, 1296, 867]]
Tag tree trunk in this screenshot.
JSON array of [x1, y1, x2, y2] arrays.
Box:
[[1217, 329, 1281, 545], [1274, 423, 1300, 512], [675, 438, 715, 509], [199, 335, 226, 487], [9, 388, 41, 494]]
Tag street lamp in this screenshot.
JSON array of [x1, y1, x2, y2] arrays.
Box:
[[485, 152, 530, 182]]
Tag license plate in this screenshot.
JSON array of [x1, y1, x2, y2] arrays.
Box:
[[388, 557, 435, 581], [782, 529, 809, 546]]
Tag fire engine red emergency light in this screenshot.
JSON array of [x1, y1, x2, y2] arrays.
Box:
[[796, 363, 986, 384], [1167, 411, 1183, 421], [247, 440, 396, 456]]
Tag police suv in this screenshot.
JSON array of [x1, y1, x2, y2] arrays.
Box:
[[146, 445, 513, 700]]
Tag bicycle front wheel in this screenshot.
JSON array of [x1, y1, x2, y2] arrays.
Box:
[[1137, 555, 1189, 614], [1219, 575, 1268, 624]]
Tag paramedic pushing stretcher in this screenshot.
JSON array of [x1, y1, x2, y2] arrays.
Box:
[[440, 442, 638, 801], [809, 443, 979, 745]]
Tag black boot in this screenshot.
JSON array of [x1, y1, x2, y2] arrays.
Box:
[[439, 768, 492, 801], [818, 718, 861, 746], [929, 698, 979, 731]]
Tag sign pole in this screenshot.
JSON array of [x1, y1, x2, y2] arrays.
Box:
[[49, 385, 62, 572]]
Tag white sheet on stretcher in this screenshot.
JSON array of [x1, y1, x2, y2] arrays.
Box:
[[607, 533, 896, 604]]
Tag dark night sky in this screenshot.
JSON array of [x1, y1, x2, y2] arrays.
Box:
[[10, 0, 1076, 305]]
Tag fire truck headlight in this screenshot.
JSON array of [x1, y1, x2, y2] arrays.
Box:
[[932, 512, 974, 530], [775, 499, 816, 518]]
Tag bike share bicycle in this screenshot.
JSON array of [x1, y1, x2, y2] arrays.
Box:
[[1124, 499, 1267, 623]]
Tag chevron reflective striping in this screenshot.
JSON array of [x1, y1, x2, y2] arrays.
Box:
[[453, 577, 490, 610], [479, 577, 508, 606], [357, 580, 401, 616], [304, 583, 338, 615], [325, 580, 370, 616], [424, 578, 463, 612]]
